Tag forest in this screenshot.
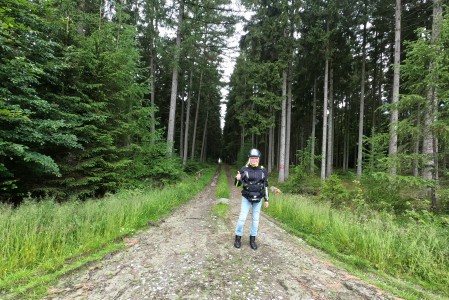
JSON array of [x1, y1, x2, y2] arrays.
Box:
[[2, 0, 449, 298], [2, 0, 449, 213]]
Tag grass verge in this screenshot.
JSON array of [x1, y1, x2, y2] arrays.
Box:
[[266, 193, 449, 300], [213, 166, 230, 219], [215, 165, 230, 199], [0, 166, 216, 299]]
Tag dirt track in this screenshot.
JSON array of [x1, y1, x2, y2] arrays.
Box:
[[43, 165, 398, 300]]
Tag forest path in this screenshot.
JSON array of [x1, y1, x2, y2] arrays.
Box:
[[44, 165, 398, 300]]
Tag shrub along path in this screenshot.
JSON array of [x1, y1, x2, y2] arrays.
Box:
[[43, 165, 398, 300]]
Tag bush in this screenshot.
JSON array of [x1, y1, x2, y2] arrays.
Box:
[[126, 142, 184, 186], [320, 175, 350, 207], [183, 160, 204, 174], [283, 165, 321, 195], [361, 172, 426, 213]]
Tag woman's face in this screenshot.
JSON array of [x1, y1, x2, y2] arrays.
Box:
[[249, 157, 259, 162]]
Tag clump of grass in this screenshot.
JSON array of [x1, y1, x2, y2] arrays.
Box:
[[215, 167, 230, 199], [213, 202, 228, 219], [0, 167, 215, 297], [267, 193, 449, 299]]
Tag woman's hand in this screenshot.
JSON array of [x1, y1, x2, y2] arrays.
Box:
[[236, 171, 241, 181]]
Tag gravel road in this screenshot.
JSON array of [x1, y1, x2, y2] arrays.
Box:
[[43, 166, 399, 300]]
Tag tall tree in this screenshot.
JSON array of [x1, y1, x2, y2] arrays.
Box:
[[422, 0, 442, 208], [357, 21, 367, 179], [167, 0, 184, 156], [388, 0, 401, 176]]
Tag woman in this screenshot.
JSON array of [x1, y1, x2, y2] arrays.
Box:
[[233, 148, 269, 250]]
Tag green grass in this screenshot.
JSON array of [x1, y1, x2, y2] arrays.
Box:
[[213, 166, 230, 219], [215, 166, 230, 199], [266, 193, 449, 299], [0, 166, 216, 299], [213, 202, 228, 219]]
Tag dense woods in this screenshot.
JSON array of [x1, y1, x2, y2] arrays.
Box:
[[224, 0, 449, 212], [1, 0, 234, 203], [2, 0, 449, 213]]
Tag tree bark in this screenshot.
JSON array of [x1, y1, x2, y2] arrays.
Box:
[[278, 69, 287, 183], [180, 86, 184, 157], [183, 71, 193, 165], [167, 0, 184, 156], [191, 70, 202, 160], [200, 110, 209, 162], [268, 109, 274, 173], [311, 77, 317, 174], [326, 64, 334, 178], [321, 53, 329, 181], [423, 0, 442, 209], [285, 63, 292, 180], [357, 23, 367, 179], [413, 103, 421, 177], [388, 0, 401, 175]]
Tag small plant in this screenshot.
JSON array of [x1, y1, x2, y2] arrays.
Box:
[[320, 175, 350, 207]]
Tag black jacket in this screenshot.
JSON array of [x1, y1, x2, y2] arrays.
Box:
[[235, 165, 268, 202]]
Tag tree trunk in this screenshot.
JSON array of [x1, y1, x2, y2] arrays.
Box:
[[357, 23, 367, 179], [321, 53, 329, 182], [180, 87, 184, 157], [191, 71, 202, 160], [326, 63, 333, 178], [167, 0, 184, 156], [388, 0, 401, 175], [423, 0, 442, 209], [268, 117, 274, 173], [278, 69, 287, 183], [311, 77, 317, 174], [200, 110, 209, 162], [150, 54, 156, 144], [147, 2, 159, 145], [268, 109, 274, 173], [183, 71, 193, 165], [285, 63, 292, 180], [413, 103, 421, 177]]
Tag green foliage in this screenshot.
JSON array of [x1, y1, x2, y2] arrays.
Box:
[[0, 0, 83, 199], [183, 160, 205, 174], [320, 175, 350, 207], [283, 138, 321, 194], [362, 172, 430, 213], [283, 165, 305, 193], [363, 129, 389, 173], [296, 137, 318, 175], [436, 187, 449, 212], [126, 141, 185, 186]]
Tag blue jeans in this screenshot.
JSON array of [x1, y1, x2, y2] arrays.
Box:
[[235, 196, 262, 237]]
